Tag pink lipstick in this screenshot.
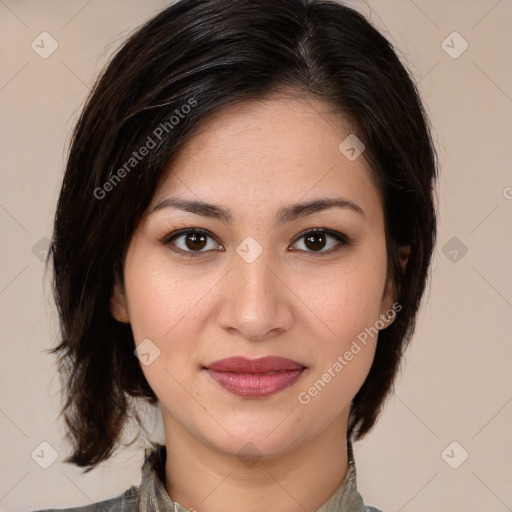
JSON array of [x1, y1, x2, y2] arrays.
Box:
[[204, 356, 306, 398]]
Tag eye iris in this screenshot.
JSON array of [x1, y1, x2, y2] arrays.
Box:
[[174, 230, 338, 254], [304, 233, 327, 252], [185, 232, 207, 251]]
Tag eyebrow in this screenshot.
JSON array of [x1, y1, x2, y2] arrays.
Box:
[[149, 196, 366, 223]]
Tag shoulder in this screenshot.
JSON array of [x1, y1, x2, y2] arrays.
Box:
[[364, 506, 384, 512], [31, 485, 139, 512]]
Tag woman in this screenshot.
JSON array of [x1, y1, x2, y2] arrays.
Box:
[[38, 0, 438, 510]]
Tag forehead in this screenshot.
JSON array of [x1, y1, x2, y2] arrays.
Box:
[[149, 94, 383, 227]]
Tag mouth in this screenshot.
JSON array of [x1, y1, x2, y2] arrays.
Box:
[[203, 356, 307, 398]]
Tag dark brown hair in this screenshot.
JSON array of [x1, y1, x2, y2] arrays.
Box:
[[45, 0, 438, 472]]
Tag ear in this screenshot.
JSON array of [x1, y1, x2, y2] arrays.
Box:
[[398, 244, 411, 272], [110, 280, 130, 324], [378, 244, 411, 330], [378, 274, 397, 329]]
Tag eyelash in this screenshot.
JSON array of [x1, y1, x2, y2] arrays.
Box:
[[160, 226, 350, 258]]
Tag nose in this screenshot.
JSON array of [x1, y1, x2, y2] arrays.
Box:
[[216, 248, 294, 342]]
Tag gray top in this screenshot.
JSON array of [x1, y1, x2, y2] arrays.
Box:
[[33, 440, 383, 511]]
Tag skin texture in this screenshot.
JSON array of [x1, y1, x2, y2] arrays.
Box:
[[110, 95, 403, 512]]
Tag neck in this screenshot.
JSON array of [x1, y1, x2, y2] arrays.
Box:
[[163, 411, 350, 512]]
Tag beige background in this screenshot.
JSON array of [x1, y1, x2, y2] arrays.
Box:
[[1, 0, 511, 510]]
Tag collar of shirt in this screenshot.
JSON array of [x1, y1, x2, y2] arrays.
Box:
[[137, 440, 368, 512]]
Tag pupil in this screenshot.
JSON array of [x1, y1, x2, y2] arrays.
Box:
[[304, 233, 326, 251], [186, 232, 207, 251], [183, 232, 327, 252]]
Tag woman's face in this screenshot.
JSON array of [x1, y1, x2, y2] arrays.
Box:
[[111, 95, 397, 460]]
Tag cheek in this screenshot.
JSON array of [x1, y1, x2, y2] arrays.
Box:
[[124, 252, 205, 341], [296, 341, 376, 429], [295, 269, 382, 414], [294, 248, 387, 395], [124, 259, 209, 403], [122, 254, 215, 399], [299, 255, 387, 343]]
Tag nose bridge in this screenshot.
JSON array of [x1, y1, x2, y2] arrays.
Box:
[[216, 237, 291, 339]]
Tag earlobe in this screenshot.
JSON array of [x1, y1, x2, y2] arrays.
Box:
[[398, 244, 411, 272], [110, 281, 130, 323], [378, 244, 410, 330], [379, 275, 398, 330]]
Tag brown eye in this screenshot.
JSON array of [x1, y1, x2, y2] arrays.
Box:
[[162, 227, 349, 258], [304, 232, 328, 251], [164, 229, 221, 256], [291, 229, 350, 254], [181, 231, 208, 251]]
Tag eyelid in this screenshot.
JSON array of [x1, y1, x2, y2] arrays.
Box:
[[291, 227, 350, 246], [161, 226, 350, 257], [161, 227, 222, 257]]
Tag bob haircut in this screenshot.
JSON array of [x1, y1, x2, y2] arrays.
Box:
[[46, 0, 438, 472]]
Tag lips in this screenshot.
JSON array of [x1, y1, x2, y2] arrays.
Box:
[[204, 356, 305, 374], [203, 356, 307, 398]]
